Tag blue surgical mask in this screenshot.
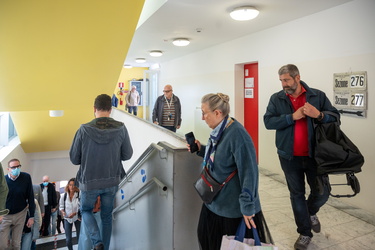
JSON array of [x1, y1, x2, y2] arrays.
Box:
[[43, 182, 48, 186], [11, 168, 20, 177]]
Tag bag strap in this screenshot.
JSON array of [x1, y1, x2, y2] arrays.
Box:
[[234, 218, 261, 246], [63, 192, 67, 211], [221, 169, 238, 187], [204, 167, 238, 187]]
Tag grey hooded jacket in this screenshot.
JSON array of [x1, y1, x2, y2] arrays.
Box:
[[70, 117, 133, 191]]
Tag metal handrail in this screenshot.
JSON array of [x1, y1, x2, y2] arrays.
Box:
[[113, 177, 168, 215], [118, 143, 166, 189]]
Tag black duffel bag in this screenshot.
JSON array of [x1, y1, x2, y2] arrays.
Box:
[[314, 112, 364, 174], [314, 111, 364, 197]]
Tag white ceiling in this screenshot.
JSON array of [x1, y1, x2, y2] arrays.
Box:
[[125, 0, 352, 68]]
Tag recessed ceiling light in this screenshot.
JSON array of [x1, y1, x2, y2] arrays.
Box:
[[149, 50, 163, 57], [230, 6, 259, 21], [124, 64, 132, 69], [135, 58, 146, 63], [49, 110, 64, 117], [172, 38, 190, 47]]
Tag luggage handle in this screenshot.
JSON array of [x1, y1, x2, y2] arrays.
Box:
[[320, 173, 360, 198]]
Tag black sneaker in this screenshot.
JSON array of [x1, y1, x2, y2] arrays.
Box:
[[294, 235, 311, 250], [310, 214, 321, 233], [0, 209, 9, 216]]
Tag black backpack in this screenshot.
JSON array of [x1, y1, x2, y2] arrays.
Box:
[[314, 111, 364, 197]]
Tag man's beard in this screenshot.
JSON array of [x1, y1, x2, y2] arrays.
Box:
[[283, 82, 298, 95]]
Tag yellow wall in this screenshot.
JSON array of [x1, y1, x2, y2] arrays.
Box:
[[0, 0, 145, 153], [113, 67, 148, 117]]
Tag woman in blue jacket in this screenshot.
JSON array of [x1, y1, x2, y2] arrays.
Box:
[[191, 93, 273, 250]]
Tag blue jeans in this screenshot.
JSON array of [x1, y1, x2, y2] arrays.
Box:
[[279, 156, 329, 237], [50, 209, 58, 235], [79, 212, 102, 250], [127, 106, 138, 116], [80, 186, 117, 250], [64, 219, 81, 250], [21, 232, 32, 250]]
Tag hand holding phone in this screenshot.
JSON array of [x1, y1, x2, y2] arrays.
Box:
[[185, 132, 199, 153]]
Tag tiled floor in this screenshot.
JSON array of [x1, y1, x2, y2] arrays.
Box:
[[259, 168, 375, 250]]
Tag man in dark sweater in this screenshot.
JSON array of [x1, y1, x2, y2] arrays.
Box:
[[0, 158, 35, 250]]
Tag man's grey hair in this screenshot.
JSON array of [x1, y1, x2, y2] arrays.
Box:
[[278, 64, 300, 78]]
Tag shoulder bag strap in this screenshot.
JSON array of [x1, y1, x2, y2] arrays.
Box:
[[221, 169, 238, 186]]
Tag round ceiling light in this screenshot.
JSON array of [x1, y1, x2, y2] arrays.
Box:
[[230, 6, 259, 21], [149, 50, 163, 57], [123, 64, 132, 69], [135, 58, 146, 63], [172, 38, 190, 47]]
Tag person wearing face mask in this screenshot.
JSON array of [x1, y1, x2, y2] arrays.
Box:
[[0, 159, 35, 250], [152, 84, 182, 132], [39, 175, 57, 236]]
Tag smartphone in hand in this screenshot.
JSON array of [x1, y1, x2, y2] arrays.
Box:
[[185, 132, 199, 153]]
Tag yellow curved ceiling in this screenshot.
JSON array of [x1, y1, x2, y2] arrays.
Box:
[[0, 0, 145, 153]]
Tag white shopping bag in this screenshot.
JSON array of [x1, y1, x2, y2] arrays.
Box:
[[220, 235, 277, 250], [220, 219, 278, 250]]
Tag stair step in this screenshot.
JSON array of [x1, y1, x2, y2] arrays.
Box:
[[36, 233, 77, 250]]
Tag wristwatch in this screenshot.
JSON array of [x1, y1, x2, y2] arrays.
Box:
[[317, 112, 324, 121]]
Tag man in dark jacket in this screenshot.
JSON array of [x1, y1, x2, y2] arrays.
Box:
[[70, 94, 133, 250], [264, 64, 339, 250], [40, 175, 57, 236], [152, 84, 182, 132]]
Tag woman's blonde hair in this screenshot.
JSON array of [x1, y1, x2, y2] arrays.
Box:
[[201, 93, 230, 117]]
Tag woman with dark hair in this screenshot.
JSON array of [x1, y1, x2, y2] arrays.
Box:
[[189, 93, 273, 250], [59, 178, 81, 250]]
